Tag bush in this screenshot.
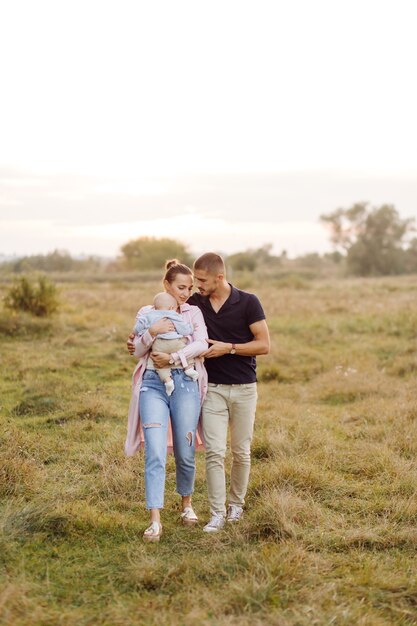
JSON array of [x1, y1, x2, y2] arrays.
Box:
[[273, 274, 310, 289], [258, 365, 286, 383], [4, 276, 59, 317], [0, 311, 53, 336]]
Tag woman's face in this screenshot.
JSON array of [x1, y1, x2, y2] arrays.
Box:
[[164, 273, 194, 305]]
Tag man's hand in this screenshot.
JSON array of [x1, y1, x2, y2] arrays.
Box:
[[127, 333, 135, 355], [150, 351, 171, 368], [200, 339, 232, 359]]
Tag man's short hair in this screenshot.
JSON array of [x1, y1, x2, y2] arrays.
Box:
[[194, 253, 225, 275]]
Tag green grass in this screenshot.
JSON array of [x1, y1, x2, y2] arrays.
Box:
[[1, 275, 417, 625]]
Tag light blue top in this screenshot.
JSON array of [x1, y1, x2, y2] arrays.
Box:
[[134, 309, 193, 339]]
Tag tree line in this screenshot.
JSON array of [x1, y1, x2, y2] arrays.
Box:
[[1, 203, 417, 277], [0, 250, 104, 274]]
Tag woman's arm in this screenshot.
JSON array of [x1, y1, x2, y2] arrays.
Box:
[[133, 329, 155, 358]]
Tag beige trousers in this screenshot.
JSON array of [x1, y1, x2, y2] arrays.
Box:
[[202, 382, 258, 516]]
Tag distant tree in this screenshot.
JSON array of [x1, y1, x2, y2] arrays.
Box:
[[227, 244, 277, 272], [256, 243, 275, 264], [120, 237, 193, 270], [293, 252, 323, 269], [323, 251, 344, 264], [321, 203, 415, 276], [227, 251, 257, 271]]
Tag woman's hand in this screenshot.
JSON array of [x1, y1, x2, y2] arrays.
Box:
[[150, 351, 171, 368], [149, 318, 175, 337]]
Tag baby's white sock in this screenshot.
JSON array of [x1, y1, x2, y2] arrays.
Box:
[[165, 379, 175, 396], [184, 367, 199, 381]]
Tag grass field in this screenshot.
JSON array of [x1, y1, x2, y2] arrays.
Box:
[[1, 274, 417, 625]]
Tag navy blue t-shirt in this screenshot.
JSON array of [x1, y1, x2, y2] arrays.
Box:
[[188, 284, 266, 384]]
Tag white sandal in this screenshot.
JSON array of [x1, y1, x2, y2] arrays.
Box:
[[143, 521, 162, 542], [181, 506, 198, 525]]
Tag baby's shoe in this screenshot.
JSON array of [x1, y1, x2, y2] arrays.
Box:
[[184, 367, 199, 381], [165, 379, 175, 396]]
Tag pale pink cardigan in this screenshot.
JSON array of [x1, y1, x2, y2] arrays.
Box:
[[125, 303, 208, 456]]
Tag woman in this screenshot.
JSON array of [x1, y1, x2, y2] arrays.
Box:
[[125, 260, 208, 542]]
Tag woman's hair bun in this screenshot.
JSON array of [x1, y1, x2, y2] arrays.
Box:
[[165, 259, 181, 270]]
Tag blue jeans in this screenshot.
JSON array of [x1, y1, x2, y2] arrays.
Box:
[[139, 369, 200, 509]]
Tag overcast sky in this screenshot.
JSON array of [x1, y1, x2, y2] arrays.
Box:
[[1, 0, 416, 258]]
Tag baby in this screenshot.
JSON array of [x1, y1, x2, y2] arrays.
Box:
[[134, 292, 199, 396]]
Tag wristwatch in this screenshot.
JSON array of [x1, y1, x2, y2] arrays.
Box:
[[230, 343, 236, 355]]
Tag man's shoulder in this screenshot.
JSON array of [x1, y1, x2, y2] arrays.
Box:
[[232, 285, 263, 305], [187, 293, 204, 306], [231, 286, 266, 323], [235, 287, 256, 298]]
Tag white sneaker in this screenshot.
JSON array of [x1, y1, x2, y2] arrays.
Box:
[[202, 513, 225, 533], [227, 504, 244, 523]]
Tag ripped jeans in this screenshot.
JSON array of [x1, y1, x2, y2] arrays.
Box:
[[139, 369, 200, 509]]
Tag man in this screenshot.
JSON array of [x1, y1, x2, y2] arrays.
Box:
[[188, 253, 270, 532]]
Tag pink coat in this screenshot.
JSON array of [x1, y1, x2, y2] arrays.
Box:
[[125, 303, 208, 456]]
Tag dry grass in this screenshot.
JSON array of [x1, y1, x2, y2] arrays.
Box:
[[1, 274, 417, 625]]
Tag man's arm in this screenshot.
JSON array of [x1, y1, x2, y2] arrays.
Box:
[[201, 319, 270, 358]]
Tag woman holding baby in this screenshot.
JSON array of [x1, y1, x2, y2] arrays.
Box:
[[125, 260, 208, 542]]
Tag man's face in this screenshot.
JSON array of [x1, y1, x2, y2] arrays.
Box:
[[193, 269, 221, 296]]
